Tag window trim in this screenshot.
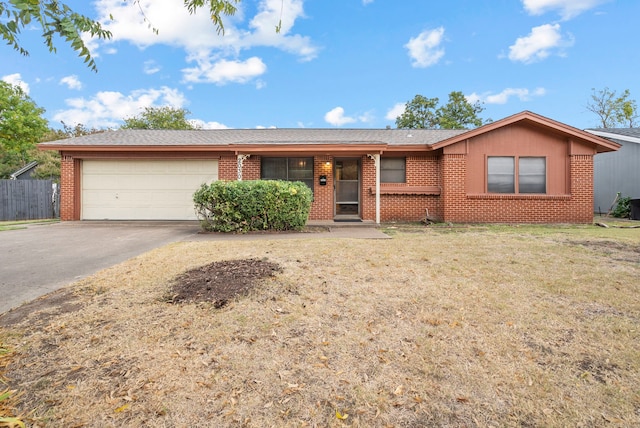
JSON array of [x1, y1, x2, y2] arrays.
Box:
[[487, 156, 547, 194], [260, 157, 314, 191]]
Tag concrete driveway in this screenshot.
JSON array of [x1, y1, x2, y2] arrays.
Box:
[[0, 221, 201, 314], [0, 221, 389, 315]]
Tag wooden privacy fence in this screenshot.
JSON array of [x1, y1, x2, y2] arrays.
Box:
[[0, 180, 59, 221]]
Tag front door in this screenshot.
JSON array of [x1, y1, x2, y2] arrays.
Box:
[[334, 158, 360, 218]]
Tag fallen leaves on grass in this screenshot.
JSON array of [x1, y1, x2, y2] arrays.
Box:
[[1, 226, 639, 427]]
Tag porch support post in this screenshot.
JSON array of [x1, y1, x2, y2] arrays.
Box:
[[367, 153, 381, 224], [237, 154, 250, 180]]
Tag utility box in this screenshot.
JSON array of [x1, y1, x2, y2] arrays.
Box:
[[630, 199, 640, 220]]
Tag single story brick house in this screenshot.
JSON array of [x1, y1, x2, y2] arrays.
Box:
[[39, 111, 619, 224]]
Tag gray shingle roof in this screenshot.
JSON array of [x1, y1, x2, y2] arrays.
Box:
[[39, 128, 468, 147], [586, 128, 640, 138], [585, 128, 640, 145]]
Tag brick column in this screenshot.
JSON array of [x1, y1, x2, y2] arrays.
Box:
[[441, 153, 466, 222], [569, 154, 594, 223], [309, 156, 333, 220], [59, 155, 79, 220]]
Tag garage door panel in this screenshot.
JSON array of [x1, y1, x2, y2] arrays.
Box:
[[82, 160, 218, 220]]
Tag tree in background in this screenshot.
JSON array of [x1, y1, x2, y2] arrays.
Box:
[[396, 92, 486, 129], [395, 95, 439, 129], [1, 0, 240, 72], [0, 81, 48, 178], [31, 123, 105, 180], [121, 107, 198, 130], [587, 87, 638, 128], [436, 91, 485, 129], [618, 96, 638, 128]]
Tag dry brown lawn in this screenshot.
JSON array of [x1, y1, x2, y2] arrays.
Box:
[[1, 223, 639, 427]]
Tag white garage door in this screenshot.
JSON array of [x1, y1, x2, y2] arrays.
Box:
[[82, 159, 218, 220]]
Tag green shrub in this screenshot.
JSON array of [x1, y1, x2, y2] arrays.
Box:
[[193, 180, 313, 233], [611, 194, 631, 218]]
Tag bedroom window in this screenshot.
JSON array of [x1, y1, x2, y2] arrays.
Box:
[[487, 156, 546, 194], [261, 157, 314, 190], [380, 157, 406, 183]]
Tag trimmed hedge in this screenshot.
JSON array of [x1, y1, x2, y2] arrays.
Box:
[[193, 180, 313, 233]]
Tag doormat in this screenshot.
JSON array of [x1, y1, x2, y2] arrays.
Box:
[[333, 219, 363, 223]]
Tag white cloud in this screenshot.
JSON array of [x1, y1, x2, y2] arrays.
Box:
[[363, 0, 375, 4], [508, 24, 573, 63], [190, 119, 229, 129], [385, 103, 406, 121], [52, 86, 188, 128], [60, 75, 82, 90], [143, 60, 161, 75], [324, 107, 357, 127], [522, 0, 609, 20], [467, 87, 547, 105], [182, 56, 267, 85], [89, 0, 317, 85], [2, 73, 29, 94], [405, 27, 445, 68], [242, 0, 316, 60]]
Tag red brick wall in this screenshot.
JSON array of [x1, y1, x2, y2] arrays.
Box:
[[59, 155, 78, 221], [242, 156, 261, 180], [568, 154, 594, 223], [310, 156, 333, 220], [218, 156, 237, 180], [57, 150, 595, 224], [440, 153, 594, 224], [361, 155, 375, 221], [441, 154, 466, 222], [364, 156, 443, 222]]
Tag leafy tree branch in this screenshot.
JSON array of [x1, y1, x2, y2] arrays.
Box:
[[396, 92, 487, 129], [1, 0, 243, 72]]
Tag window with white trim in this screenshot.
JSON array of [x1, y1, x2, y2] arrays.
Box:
[[487, 156, 546, 194]]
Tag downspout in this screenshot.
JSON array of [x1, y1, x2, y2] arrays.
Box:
[[237, 154, 250, 181], [367, 153, 381, 224]]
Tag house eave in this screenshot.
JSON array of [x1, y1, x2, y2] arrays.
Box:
[[585, 129, 640, 145], [229, 143, 388, 155], [40, 144, 231, 152]]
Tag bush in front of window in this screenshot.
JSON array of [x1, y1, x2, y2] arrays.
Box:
[[193, 180, 313, 233]]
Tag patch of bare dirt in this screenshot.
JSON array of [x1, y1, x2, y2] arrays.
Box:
[[569, 239, 640, 263], [0, 288, 82, 329], [165, 258, 281, 307]]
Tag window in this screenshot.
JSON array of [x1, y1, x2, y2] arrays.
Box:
[[380, 158, 406, 183], [518, 157, 546, 193], [261, 157, 314, 190], [487, 157, 514, 193], [487, 156, 546, 194]]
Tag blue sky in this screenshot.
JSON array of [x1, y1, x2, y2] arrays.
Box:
[[2, 0, 637, 130]]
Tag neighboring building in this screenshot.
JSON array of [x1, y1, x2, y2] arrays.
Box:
[[39, 111, 619, 224], [585, 128, 640, 214], [9, 161, 38, 180]]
